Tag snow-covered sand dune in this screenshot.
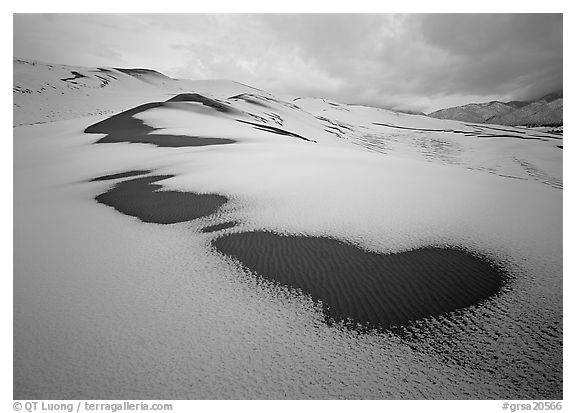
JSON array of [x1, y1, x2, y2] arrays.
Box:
[[14, 59, 562, 399]]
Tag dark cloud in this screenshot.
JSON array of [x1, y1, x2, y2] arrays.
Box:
[[413, 14, 563, 101], [419, 14, 562, 56], [13, 13, 563, 112]]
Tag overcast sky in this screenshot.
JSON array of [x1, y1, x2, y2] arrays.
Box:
[[13, 13, 563, 113]]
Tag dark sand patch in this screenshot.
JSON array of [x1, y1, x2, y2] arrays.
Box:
[[236, 119, 316, 143], [90, 170, 150, 182], [95, 175, 228, 224], [213, 231, 506, 330], [201, 221, 239, 233], [60, 71, 87, 82], [84, 102, 235, 148]]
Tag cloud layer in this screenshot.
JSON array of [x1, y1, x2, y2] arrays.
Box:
[[13, 13, 563, 112]]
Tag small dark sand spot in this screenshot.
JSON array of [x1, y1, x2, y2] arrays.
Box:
[[95, 174, 228, 224], [85, 101, 236, 148], [213, 231, 506, 330], [201, 221, 239, 233], [90, 170, 150, 182], [60, 71, 87, 82]]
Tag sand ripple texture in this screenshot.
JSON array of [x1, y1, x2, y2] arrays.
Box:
[[213, 231, 506, 330]]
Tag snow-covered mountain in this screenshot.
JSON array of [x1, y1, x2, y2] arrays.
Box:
[[427, 92, 563, 126], [13, 58, 563, 399]]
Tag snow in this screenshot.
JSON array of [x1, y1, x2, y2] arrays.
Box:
[[12, 59, 261, 127], [13, 60, 562, 399]]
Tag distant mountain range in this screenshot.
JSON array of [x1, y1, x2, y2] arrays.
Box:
[[427, 91, 563, 126]]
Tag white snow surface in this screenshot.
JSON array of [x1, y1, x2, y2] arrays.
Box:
[[13, 60, 562, 399], [13, 59, 262, 126]]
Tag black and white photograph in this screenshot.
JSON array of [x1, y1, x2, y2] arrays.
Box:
[[11, 9, 567, 408]]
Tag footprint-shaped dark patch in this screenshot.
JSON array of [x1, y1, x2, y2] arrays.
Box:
[[213, 231, 506, 331], [95, 174, 228, 224]]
